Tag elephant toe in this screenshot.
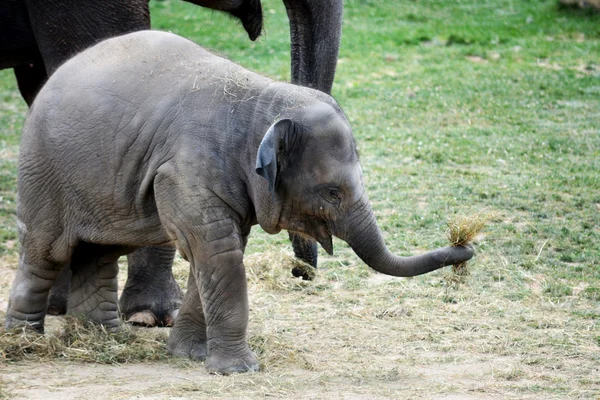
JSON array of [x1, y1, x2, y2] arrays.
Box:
[[126, 310, 159, 327], [119, 291, 182, 328]]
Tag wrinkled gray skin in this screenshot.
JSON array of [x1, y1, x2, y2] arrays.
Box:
[[1, 0, 343, 324], [6, 31, 473, 374]]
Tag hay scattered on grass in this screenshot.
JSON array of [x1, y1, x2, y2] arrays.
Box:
[[246, 251, 314, 291], [249, 333, 314, 371], [0, 315, 168, 364]]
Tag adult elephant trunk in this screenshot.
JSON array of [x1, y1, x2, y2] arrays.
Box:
[[335, 197, 474, 277], [283, 0, 343, 94]]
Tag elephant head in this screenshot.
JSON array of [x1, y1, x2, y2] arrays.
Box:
[[255, 103, 474, 277]]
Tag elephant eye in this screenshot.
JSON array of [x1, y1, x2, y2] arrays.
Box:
[[319, 186, 342, 205]]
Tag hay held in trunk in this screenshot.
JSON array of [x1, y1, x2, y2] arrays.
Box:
[[446, 212, 489, 283]]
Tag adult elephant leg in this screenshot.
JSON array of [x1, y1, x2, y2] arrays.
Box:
[[120, 245, 182, 327], [67, 243, 125, 329], [289, 232, 318, 280], [282, 0, 343, 278], [282, 0, 344, 94], [13, 60, 47, 106]]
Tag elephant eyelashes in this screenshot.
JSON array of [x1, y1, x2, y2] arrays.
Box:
[[319, 186, 342, 205]]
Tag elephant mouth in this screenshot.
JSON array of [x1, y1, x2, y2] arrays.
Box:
[[288, 219, 333, 255]]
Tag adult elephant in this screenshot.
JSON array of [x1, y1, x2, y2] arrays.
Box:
[[0, 0, 342, 325]]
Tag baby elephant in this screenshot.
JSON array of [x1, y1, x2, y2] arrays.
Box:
[[6, 31, 473, 374]]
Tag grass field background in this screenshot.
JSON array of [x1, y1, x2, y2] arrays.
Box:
[[0, 0, 599, 398]]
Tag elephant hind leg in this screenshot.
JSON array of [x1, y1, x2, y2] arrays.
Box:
[[67, 242, 130, 329], [5, 255, 68, 333]]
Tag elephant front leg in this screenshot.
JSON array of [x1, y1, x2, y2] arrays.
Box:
[[6, 256, 65, 333], [67, 244, 123, 329], [167, 272, 208, 361], [167, 230, 258, 374], [202, 254, 258, 374], [120, 245, 183, 327]]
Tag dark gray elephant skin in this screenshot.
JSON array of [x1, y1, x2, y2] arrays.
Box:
[[6, 31, 474, 374], [1, 0, 343, 323], [0, 0, 262, 105]]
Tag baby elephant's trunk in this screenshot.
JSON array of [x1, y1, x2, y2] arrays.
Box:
[[335, 198, 474, 277]]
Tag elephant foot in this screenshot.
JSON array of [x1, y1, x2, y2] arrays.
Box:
[[205, 348, 260, 375], [127, 309, 179, 327], [5, 315, 45, 334], [119, 291, 182, 327], [46, 282, 71, 315], [121, 245, 183, 327], [167, 333, 208, 361], [47, 264, 72, 315], [67, 308, 122, 330]]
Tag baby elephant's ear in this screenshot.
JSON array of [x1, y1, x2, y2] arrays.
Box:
[[255, 119, 293, 193]]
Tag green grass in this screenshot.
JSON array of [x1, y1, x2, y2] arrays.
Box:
[[0, 0, 599, 397]]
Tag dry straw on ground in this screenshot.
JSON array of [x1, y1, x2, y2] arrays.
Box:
[[245, 251, 315, 291], [0, 315, 168, 364]]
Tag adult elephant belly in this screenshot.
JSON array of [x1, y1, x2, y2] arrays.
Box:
[[0, 0, 38, 69]]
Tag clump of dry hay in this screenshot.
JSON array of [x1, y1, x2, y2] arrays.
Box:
[[245, 250, 315, 291], [249, 334, 314, 371], [445, 212, 490, 284], [0, 315, 168, 364]]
